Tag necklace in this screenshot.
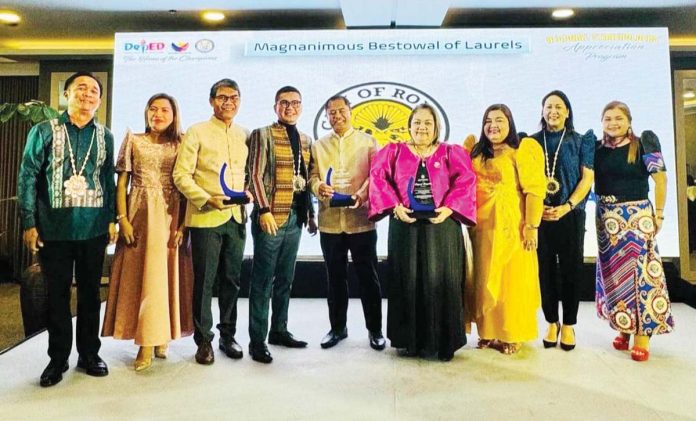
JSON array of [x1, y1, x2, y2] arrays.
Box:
[[63, 125, 95, 200], [542, 128, 566, 195], [410, 142, 433, 167], [292, 145, 306, 192], [604, 137, 629, 149]]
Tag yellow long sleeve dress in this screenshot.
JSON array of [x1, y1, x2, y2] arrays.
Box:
[[469, 138, 546, 343]]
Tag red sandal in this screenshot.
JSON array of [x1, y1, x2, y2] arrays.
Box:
[[612, 335, 630, 351], [631, 346, 650, 362]]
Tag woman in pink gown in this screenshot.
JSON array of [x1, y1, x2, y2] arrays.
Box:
[[102, 93, 193, 371]]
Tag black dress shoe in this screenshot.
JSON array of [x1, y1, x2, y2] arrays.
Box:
[[249, 342, 273, 364], [268, 331, 307, 348], [219, 337, 243, 359], [40, 360, 68, 387], [77, 354, 109, 377], [320, 328, 348, 349], [195, 342, 215, 365], [369, 331, 386, 351]]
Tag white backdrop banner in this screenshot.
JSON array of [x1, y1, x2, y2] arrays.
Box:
[[112, 28, 676, 257]]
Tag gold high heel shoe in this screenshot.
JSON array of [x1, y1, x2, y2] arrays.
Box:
[[154, 343, 168, 359], [542, 322, 560, 348], [134, 346, 153, 371], [560, 325, 576, 351]]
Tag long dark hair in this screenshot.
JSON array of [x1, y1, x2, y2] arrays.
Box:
[[539, 90, 574, 131], [471, 104, 519, 161], [144, 93, 182, 143]]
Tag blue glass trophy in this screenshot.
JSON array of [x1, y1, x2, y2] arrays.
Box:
[[219, 163, 250, 205], [326, 167, 355, 207], [407, 176, 437, 219]]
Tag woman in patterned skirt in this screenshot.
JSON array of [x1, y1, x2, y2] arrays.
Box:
[[594, 101, 674, 362]]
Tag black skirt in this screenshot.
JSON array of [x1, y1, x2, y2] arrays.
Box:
[[386, 217, 466, 356]]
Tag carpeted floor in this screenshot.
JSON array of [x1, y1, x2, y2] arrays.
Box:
[[0, 282, 108, 353], [1, 300, 695, 420], [0, 283, 24, 351]]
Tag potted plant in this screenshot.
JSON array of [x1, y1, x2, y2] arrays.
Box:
[[0, 100, 59, 126], [0, 100, 59, 337]]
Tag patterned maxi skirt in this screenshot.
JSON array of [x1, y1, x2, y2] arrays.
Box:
[[595, 199, 674, 336]]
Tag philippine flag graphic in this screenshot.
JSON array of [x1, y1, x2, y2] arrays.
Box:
[[171, 42, 189, 52]]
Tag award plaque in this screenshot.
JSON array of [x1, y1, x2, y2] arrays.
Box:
[[407, 176, 437, 219], [219, 163, 250, 205], [326, 167, 355, 207]]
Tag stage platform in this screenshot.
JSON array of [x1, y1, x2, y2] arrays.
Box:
[[1, 300, 695, 420]]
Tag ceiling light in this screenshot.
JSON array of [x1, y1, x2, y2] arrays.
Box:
[[202, 11, 225, 23], [0, 11, 21, 25], [551, 9, 575, 20], [685, 91, 696, 100]]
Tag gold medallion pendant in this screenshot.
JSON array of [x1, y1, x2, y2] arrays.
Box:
[[292, 174, 306, 192], [546, 177, 560, 195]]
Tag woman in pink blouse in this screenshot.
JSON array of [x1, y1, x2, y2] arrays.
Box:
[[369, 103, 477, 361]]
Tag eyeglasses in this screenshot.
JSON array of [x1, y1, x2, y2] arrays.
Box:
[[278, 100, 302, 108], [214, 95, 240, 103]]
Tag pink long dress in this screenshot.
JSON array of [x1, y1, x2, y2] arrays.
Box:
[[102, 132, 193, 346]]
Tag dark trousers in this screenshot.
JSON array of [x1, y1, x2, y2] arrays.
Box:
[[248, 209, 301, 344], [189, 218, 246, 345], [319, 230, 382, 333], [38, 235, 107, 362], [538, 208, 586, 325]]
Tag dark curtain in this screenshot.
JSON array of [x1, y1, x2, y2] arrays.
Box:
[[0, 76, 39, 282]]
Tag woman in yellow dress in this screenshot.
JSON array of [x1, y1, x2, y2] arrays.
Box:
[[468, 104, 546, 354]]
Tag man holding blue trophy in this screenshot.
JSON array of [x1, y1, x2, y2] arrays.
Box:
[[309, 95, 385, 351]]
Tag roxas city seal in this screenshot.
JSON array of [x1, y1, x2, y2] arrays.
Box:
[[314, 82, 449, 147]]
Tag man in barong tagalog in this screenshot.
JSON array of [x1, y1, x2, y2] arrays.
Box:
[[308, 95, 385, 351], [18, 71, 116, 387]]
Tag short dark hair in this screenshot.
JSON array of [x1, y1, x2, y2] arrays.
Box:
[[408, 103, 441, 145], [209, 79, 240, 99], [63, 71, 103, 98], [539, 90, 574, 131], [275, 86, 301, 103], [324, 95, 350, 110]]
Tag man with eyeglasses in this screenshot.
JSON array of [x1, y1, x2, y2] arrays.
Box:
[[247, 86, 317, 363], [174, 79, 252, 365], [308, 95, 385, 351]]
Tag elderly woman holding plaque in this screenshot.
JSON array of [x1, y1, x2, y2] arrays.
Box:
[[594, 101, 673, 362], [468, 104, 546, 355], [369, 103, 477, 361]]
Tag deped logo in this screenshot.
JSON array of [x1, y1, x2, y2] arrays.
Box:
[[124, 40, 166, 53]]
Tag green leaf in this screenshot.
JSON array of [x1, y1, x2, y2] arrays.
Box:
[[16, 103, 29, 116], [0, 103, 18, 123], [43, 107, 59, 120], [29, 106, 46, 124]]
